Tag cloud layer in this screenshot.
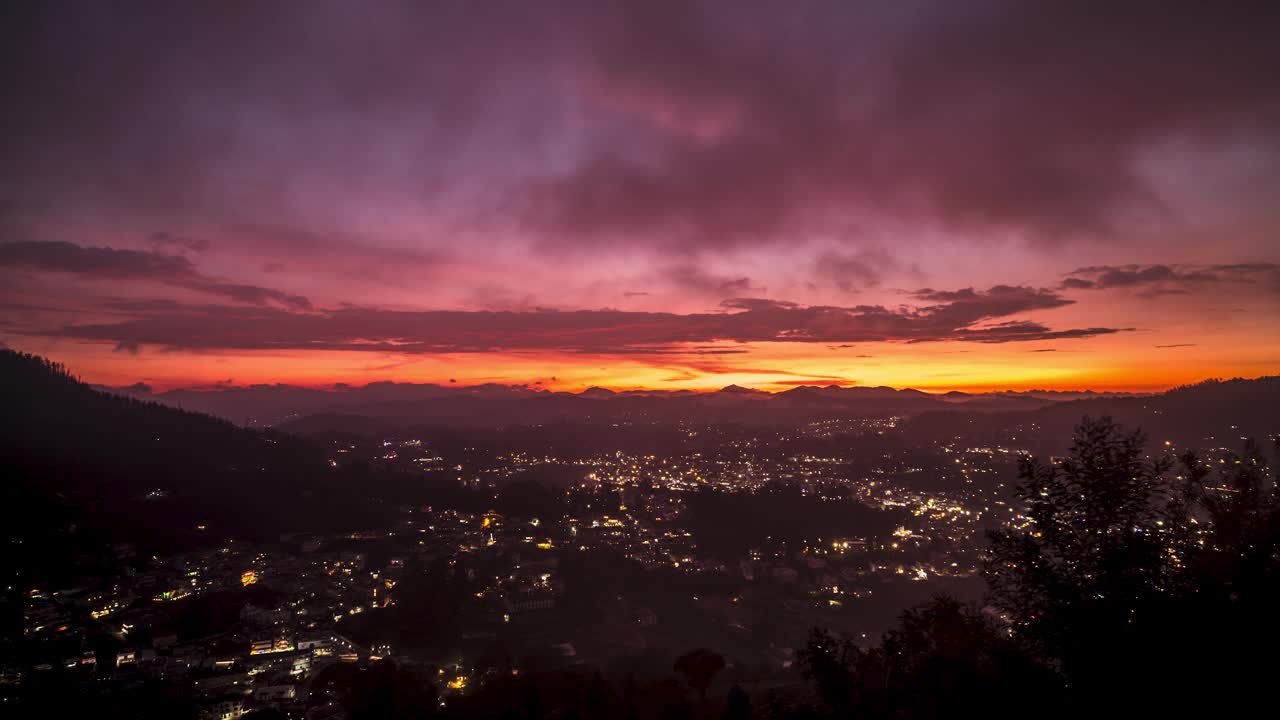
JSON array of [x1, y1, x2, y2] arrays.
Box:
[[3, 1, 1278, 254], [0, 241, 312, 309], [1064, 263, 1279, 296], [15, 281, 1123, 354]]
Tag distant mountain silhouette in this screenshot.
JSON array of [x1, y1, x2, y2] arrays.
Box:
[[717, 383, 768, 395], [73, 348, 1279, 446], [105, 378, 1106, 430]]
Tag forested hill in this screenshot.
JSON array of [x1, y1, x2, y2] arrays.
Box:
[[0, 351, 405, 579], [1, 350, 321, 486]]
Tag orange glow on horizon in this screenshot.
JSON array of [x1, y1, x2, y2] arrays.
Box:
[[21, 334, 1276, 397]]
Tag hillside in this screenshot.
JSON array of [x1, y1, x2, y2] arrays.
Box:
[[904, 376, 1280, 455], [0, 351, 413, 581]]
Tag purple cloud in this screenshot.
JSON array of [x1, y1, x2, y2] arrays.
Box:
[[1064, 263, 1279, 296], [24, 285, 1126, 354], [0, 241, 311, 309]]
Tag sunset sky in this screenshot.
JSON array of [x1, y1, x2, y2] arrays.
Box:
[[2, 1, 1277, 392]]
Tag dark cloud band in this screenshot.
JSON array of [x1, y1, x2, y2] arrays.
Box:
[[21, 284, 1125, 354]]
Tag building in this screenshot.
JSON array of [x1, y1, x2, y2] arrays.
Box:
[[200, 696, 245, 720], [253, 684, 298, 702], [502, 590, 555, 614], [250, 636, 295, 656]]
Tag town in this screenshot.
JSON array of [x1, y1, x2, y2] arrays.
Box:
[[10, 409, 1234, 720]]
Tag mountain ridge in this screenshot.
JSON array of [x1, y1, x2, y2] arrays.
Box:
[[97, 377, 1157, 427]]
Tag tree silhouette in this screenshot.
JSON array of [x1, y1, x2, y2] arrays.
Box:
[[583, 671, 615, 720], [796, 628, 857, 715], [987, 417, 1177, 674], [724, 683, 750, 720], [986, 415, 1280, 713], [673, 648, 725, 701], [799, 596, 1059, 719]]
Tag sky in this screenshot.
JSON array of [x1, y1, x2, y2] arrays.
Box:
[[2, 1, 1278, 393]]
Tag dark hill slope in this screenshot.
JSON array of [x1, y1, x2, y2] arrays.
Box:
[[0, 351, 411, 579], [904, 376, 1280, 456]]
